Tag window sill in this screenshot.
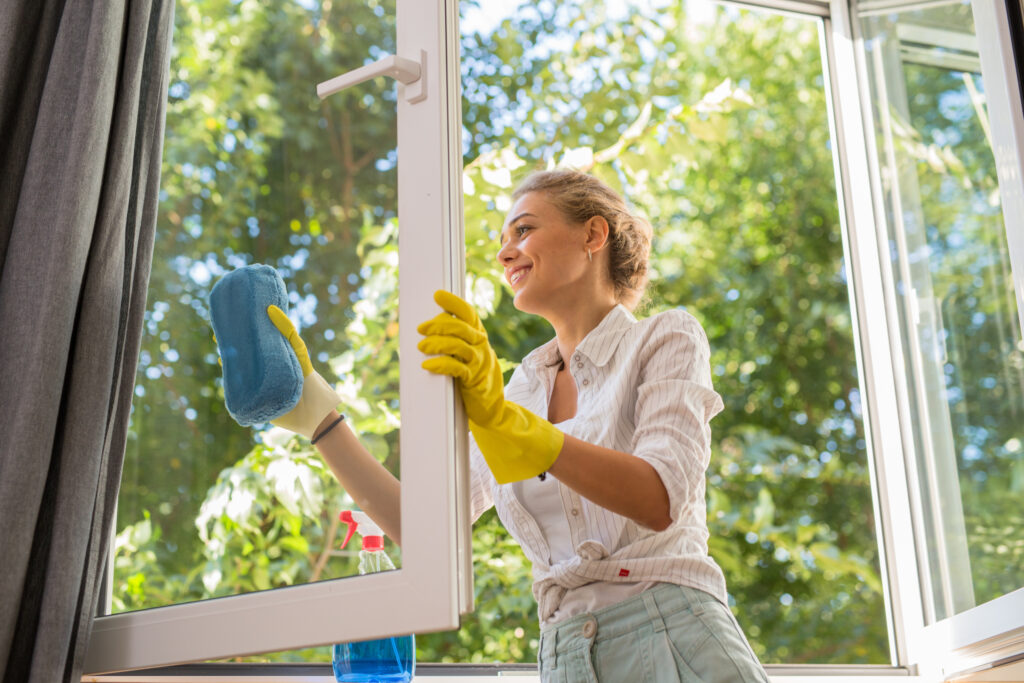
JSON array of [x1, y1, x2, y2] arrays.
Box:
[[84, 662, 919, 682]]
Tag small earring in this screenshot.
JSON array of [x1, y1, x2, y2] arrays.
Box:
[[587, 249, 592, 262]]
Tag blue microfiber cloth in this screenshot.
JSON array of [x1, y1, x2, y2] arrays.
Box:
[[209, 264, 303, 426]]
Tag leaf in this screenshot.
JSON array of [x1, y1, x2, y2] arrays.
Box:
[[752, 487, 776, 531], [252, 565, 271, 591]]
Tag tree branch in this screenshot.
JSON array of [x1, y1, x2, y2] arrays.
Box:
[[310, 509, 341, 582]]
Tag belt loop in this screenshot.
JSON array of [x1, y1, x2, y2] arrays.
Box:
[[541, 626, 559, 670], [642, 591, 667, 633], [677, 584, 706, 617], [538, 632, 546, 677]]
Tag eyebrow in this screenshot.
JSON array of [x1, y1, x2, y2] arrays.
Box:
[[499, 212, 537, 245]]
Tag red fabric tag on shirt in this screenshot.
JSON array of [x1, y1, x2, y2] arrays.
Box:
[[618, 568, 630, 577]]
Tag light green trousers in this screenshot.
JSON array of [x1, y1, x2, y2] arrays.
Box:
[[538, 583, 769, 682]]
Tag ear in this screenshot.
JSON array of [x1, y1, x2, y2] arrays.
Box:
[[583, 215, 610, 253]]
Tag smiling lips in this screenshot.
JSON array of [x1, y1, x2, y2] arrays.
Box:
[[508, 266, 531, 286]]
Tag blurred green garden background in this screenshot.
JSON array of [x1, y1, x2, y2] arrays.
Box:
[[111, 0, 918, 665]]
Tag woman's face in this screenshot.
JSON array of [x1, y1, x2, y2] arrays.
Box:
[[496, 192, 591, 315]]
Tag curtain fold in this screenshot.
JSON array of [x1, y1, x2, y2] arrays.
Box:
[[0, 0, 173, 680], [1012, 0, 1024, 105]]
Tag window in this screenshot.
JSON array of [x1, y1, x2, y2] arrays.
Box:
[[832, 0, 1024, 677], [859, 0, 1023, 622], [86, 0, 1024, 677], [86, 0, 469, 673]]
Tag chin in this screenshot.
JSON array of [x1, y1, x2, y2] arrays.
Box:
[[507, 290, 548, 319], [511, 290, 527, 312], [511, 288, 540, 315]]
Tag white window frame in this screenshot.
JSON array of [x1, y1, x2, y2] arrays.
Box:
[[821, 0, 921, 669], [914, 0, 1024, 675], [827, 0, 1024, 679], [84, 0, 470, 674]]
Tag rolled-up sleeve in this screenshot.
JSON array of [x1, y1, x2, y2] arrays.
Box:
[[630, 310, 724, 523]]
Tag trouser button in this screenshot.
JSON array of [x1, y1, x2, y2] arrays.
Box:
[[582, 619, 597, 638]]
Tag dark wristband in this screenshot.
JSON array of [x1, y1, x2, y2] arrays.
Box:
[[310, 414, 346, 445]]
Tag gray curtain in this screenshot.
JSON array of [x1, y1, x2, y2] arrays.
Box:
[[1013, 0, 1024, 104], [0, 0, 174, 680]]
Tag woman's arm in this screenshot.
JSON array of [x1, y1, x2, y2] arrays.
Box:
[[311, 409, 403, 545], [547, 435, 672, 532], [549, 311, 723, 534]]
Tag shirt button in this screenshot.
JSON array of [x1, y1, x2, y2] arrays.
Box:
[[571, 508, 579, 516], [573, 354, 580, 362], [582, 379, 589, 386], [576, 362, 583, 369], [582, 620, 597, 638]]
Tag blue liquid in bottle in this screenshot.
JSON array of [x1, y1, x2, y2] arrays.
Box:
[[332, 634, 415, 682]]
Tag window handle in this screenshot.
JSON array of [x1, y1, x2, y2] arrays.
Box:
[[317, 51, 426, 103]]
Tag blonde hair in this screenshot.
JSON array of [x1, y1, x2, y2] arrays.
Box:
[[512, 170, 653, 311]]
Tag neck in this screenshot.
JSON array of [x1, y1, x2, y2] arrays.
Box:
[[548, 297, 618, 366]]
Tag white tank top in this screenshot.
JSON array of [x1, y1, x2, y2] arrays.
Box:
[[512, 418, 660, 626]]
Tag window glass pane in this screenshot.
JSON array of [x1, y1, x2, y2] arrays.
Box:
[[859, 0, 1024, 620], [416, 0, 887, 665], [114, 0, 400, 614]]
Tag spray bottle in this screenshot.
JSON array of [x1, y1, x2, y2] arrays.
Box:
[[332, 510, 415, 683]]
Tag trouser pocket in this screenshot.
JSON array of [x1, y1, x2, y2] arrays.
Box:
[[541, 647, 599, 683], [664, 602, 769, 683]]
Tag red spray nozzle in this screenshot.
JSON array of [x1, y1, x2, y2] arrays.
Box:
[[339, 510, 358, 549], [338, 510, 385, 550]]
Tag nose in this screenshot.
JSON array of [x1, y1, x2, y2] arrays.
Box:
[[496, 239, 516, 265]]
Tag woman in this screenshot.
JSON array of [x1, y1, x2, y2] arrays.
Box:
[[265, 170, 769, 682]]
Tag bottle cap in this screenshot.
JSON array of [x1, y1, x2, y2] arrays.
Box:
[[362, 535, 384, 551]]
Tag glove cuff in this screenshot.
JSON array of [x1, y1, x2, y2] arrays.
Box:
[[271, 371, 341, 439], [470, 408, 565, 484]]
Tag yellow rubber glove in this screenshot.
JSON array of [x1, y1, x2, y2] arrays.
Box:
[[417, 290, 564, 484], [266, 305, 341, 439]]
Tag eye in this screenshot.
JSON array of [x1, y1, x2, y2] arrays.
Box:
[[499, 224, 533, 247]]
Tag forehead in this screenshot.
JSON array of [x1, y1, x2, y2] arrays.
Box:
[[502, 193, 554, 229]]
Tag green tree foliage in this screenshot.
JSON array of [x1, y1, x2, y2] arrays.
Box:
[[120, 0, 398, 581], [114, 0, 905, 666]]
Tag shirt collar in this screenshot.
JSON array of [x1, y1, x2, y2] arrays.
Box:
[[522, 304, 636, 370]]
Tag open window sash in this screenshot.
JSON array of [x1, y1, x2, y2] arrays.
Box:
[[84, 0, 470, 673], [914, 1, 1024, 674], [831, 0, 1024, 678]]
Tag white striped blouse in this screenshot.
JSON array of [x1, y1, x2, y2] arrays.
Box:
[[468, 303, 729, 624]]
